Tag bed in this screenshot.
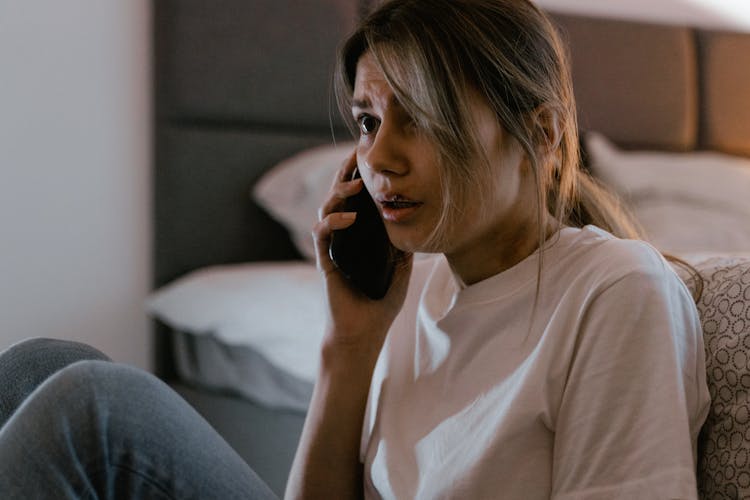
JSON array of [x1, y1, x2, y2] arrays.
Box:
[[148, 1, 750, 497]]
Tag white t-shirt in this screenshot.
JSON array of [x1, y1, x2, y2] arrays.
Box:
[[360, 226, 710, 499]]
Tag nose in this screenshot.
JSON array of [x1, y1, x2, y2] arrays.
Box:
[[360, 118, 410, 177]]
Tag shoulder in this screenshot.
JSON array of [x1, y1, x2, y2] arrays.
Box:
[[548, 226, 698, 322], [559, 225, 679, 288]]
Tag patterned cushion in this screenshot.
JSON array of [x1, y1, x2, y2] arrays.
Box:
[[676, 254, 750, 499]]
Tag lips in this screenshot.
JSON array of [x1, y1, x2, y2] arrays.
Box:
[[375, 194, 423, 222]]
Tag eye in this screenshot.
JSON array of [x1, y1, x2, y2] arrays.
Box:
[[356, 114, 380, 136]]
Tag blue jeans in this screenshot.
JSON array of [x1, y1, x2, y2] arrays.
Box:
[[0, 338, 277, 499]]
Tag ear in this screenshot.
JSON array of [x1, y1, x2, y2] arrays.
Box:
[[531, 105, 563, 152]]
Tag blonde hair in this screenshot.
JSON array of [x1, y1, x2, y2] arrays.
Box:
[[335, 0, 701, 298]]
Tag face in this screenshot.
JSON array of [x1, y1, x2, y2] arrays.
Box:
[[352, 51, 541, 277]]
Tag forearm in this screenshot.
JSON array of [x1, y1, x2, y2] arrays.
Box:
[[285, 337, 382, 500], [290, 153, 414, 498]]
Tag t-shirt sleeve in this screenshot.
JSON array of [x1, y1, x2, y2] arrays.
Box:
[[551, 264, 710, 499]]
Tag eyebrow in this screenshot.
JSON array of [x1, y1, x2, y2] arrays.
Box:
[[351, 96, 403, 111], [351, 98, 370, 110]]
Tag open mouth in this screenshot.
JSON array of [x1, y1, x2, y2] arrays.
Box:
[[377, 195, 423, 222], [382, 199, 420, 209]]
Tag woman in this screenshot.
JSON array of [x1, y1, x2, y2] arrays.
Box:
[[288, 0, 709, 498], [0, 1, 708, 498]]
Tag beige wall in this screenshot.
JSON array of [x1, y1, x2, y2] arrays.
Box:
[[0, 1, 152, 369]]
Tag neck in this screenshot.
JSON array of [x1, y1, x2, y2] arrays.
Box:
[[446, 214, 556, 287]]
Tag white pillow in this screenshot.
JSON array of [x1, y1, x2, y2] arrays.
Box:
[[253, 142, 356, 260], [585, 132, 750, 254], [147, 262, 326, 383]]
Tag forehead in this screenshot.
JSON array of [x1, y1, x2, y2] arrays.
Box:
[[352, 52, 393, 105]]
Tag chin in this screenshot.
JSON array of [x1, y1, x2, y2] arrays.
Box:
[[389, 235, 439, 255], [385, 222, 444, 255]]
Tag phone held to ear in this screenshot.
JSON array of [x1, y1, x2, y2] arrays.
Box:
[[329, 168, 398, 300]]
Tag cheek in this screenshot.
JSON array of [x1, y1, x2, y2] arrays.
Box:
[[355, 148, 374, 190], [355, 145, 366, 171]]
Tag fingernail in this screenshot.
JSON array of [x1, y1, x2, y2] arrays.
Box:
[[341, 212, 357, 220]]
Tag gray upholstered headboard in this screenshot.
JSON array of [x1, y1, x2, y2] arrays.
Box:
[[152, 0, 366, 374], [154, 0, 363, 289], [152, 1, 750, 373]]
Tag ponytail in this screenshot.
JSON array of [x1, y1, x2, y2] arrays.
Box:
[[566, 172, 643, 240], [565, 168, 704, 301]]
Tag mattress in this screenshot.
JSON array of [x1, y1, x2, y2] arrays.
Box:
[[148, 261, 326, 413], [172, 329, 314, 412]]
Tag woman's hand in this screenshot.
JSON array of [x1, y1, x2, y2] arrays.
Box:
[[287, 152, 413, 500], [312, 151, 413, 353]]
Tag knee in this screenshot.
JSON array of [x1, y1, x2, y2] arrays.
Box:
[[14, 360, 177, 444], [0, 361, 183, 494], [0, 339, 112, 427], [52, 360, 163, 406], [0, 360, 138, 452], [50, 360, 180, 424], [1, 337, 111, 366], [36, 361, 199, 454]]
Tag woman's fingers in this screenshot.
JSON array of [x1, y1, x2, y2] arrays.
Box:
[[314, 212, 357, 244], [314, 150, 364, 274], [331, 151, 358, 187], [313, 209, 357, 274], [318, 152, 362, 221], [317, 177, 363, 222]]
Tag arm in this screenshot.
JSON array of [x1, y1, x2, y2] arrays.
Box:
[[284, 336, 380, 499], [285, 153, 412, 499], [552, 266, 710, 499]]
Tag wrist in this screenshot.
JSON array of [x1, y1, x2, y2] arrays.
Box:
[[319, 330, 385, 373]]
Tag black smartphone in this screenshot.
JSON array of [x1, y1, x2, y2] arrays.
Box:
[[329, 168, 398, 299]]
